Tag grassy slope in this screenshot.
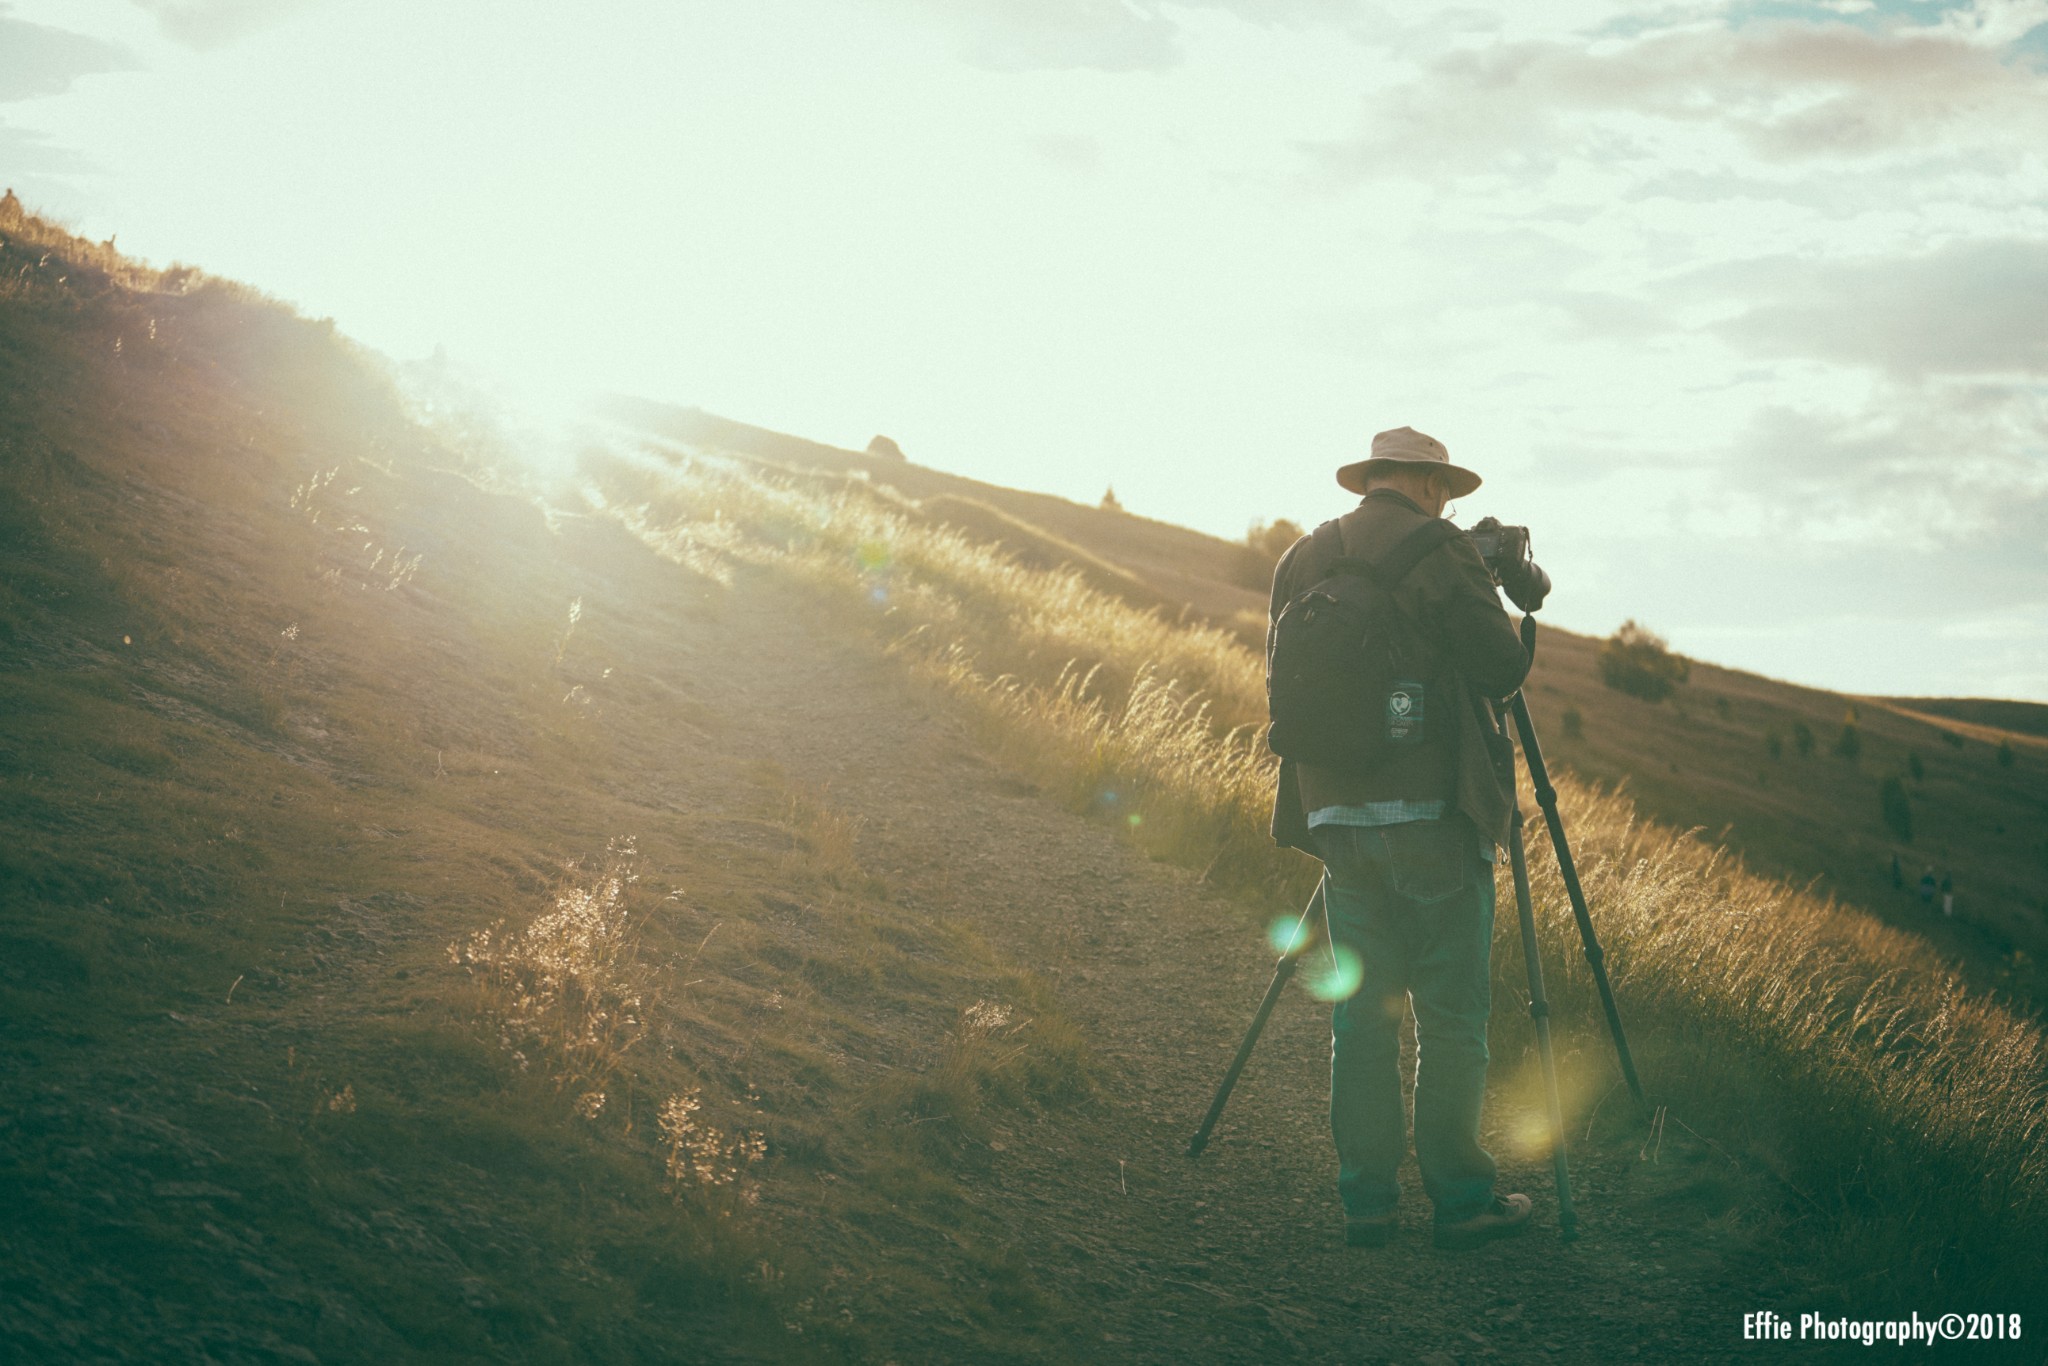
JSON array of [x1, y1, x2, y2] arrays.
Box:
[[603, 398, 2048, 1002], [597, 397, 1269, 633], [0, 216, 1092, 1361], [584, 447, 2048, 1311], [8, 206, 2043, 1355]]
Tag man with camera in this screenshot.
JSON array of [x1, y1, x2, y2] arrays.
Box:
[[1265, 426, 1546, 1251]]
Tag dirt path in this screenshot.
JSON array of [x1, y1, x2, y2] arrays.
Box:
[[690, 566, 1779, 1365]]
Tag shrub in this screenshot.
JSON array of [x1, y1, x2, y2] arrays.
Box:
[[1998, 739, 2016, 769], [1715, 695, 1732, 719], [1765, 730, 1783, 760], [1880, 773, 1913, 843], [1561, 706, 1583, 739], [865, 434, 906, 462], [1835, 723, 1862, 762], [1908, 752, 1924, 782], [1099, 486, 1123, 512], [1792, 720, 1816, 757], [1234, 517, 1306, 590], [1597, 620, 1690, 702], [1941, 730, 1965, 749]]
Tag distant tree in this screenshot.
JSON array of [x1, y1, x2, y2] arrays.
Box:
[[1791, 720, 1815, 757], [1247, 517, 1305, 559], [1561, 706, 1583, 739], [1940, 730, 1965, 749], [1714, 695, 1732, 719], [1100, 486, 1124, 513], [865, 434, 906, 462], [1597, 620, 1690, 703], [1880, 773, 1913, 843], [1234, 517, 1306, 589], [1907, 751, 1925, 782], [1998, 739, 2017, 769], [1765, 730, 1783, 760], [1834, 722, 1862, 762]]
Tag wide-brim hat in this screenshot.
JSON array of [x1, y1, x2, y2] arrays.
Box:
[[1336, 426, 1482, 499]]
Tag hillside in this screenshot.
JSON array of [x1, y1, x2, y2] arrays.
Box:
[[602, 397, 2048, 1005], [6, 209, 2046, 1361], [596, 397, 1270, 634], [1883, 695, 2048, 740]]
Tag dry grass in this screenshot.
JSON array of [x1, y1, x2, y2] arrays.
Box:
[[589, 441, 2048, 1305], [0, 197, 203, 300], [658, 1088, 767, 1209], [584, 449, 1263, 726], [448, 837, 651, 1101]]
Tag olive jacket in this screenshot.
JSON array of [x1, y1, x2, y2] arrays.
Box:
[[1266, 488, 1531, 855]]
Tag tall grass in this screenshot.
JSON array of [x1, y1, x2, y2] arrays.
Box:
[[585, 449, 1262, 724], [589, 442, 2048, 1305], [448, 837, 652, 1103]]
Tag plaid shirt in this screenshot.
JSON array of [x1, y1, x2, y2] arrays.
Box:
[[1307, 800, 1445, 829]]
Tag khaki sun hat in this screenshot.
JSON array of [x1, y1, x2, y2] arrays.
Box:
[[1336, 426, 1482, 499]]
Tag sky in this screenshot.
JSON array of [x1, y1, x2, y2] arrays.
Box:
[[3, 0, 2045, 701]]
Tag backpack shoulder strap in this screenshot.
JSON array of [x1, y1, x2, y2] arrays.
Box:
[[1378, 516, 1463, 583], [1295, 519, 1348, 587], [1324, 516, 1462, 589]]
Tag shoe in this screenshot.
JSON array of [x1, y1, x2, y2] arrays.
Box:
[[1344, 1212, 1398, 1247], [1432, 1193, 1532, 1251]]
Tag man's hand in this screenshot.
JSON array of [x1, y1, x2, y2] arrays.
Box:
[[1498, 559, 1551, 613]]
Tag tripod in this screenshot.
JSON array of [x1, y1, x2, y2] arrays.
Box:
[[1186, 616, 1645, 1243]]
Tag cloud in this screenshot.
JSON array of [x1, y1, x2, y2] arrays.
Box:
[[129, 0, 319, 51], [883, 0, 1182, 72], [1712, 239, 2048, 376], [0, 16, 133, 102], [1727, 378, 2048, 552], [0, 119, 96, 174], [1028, 132, 1103, 171], [882, 0, 1373, 72], [1314, 9, 2048, 176]]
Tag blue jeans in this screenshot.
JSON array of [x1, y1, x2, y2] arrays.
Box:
[[1313, 818, 1498, 1223]]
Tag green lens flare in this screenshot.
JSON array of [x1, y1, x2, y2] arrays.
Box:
[[1267, 916, 1308, 955], [1306, 945, 1364, 1002]]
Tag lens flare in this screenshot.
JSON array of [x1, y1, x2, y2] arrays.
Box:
[[1500, 1049, 1605, 1159], [855, 540, 892, 571], [1267, 915, 1309, 955], [1306, 945, 1364, 1002]]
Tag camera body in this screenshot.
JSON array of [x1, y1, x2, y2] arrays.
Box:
[[1466, 516, 1550, 612], [1465, 517, 1530, 575]]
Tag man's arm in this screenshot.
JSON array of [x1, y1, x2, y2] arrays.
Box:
[[1265, 531, 1320, 852], [1424, 534, 1530, 701]]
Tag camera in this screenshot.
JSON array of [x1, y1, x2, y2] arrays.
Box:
[[1466, 517, 1550, 612], [1465, 517, 1528, 573]]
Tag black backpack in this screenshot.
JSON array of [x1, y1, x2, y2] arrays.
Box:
[[1265, 516, 1462, 772]]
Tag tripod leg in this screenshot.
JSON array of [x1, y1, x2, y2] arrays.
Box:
[[1187, 877, 1328, 1158], [1509, 693, 1647, 1109], [1507, 813, 1578, 1242]]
